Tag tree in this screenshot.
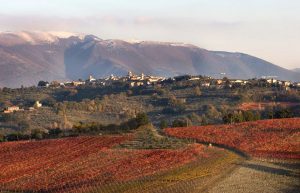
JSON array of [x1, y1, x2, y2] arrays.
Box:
[[159, 120, 169, 129], [223, 113, 234, 124], [135, 113, 150, 126], [172, 118, 191, 127], [223, 110, 261, 124], [31, 129, 45, 140], [201, 115, 208, 125], [38, 81, 49, 87], [274, 109, 293, 119], [48, 128, 63, 137]]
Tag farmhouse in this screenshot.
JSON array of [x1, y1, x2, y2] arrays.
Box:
[[3, 106, 21, 113]]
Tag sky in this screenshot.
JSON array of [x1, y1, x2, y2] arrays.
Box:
[[0, 0, 299, 70]]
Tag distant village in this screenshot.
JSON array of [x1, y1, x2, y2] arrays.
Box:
[[37, 71, 165, 88], [2, 71, 300, 114], [37, 71, 300, 90]]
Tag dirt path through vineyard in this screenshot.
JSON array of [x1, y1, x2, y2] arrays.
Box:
[[207, 159, 300, 193]]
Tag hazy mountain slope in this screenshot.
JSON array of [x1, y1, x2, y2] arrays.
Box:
[[0, 31, 299, 88], [293, 68, 300, 73], [0, 43, 66, 88], [65, 39, 300, 81], [0, 32, 81, 87]]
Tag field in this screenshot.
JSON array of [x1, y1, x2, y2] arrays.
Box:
[[0, 134, 219, 192], [165, 118, 300, 159]]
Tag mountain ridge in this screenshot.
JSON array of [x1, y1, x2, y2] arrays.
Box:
[[0, 31, 299, 88]]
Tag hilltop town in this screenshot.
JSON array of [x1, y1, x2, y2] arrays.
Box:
[[37, 71, 300, 90]]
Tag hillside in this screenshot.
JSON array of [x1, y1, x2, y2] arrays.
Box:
[[293, 68, 300, 73], [0, 31, 300, 88]]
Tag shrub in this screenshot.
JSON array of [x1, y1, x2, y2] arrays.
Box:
[[0, 134, 5, 142], [172, 118, 192, 127], [274, 109, 293, 119], [48, 128, 63, 137], [31, 129, 45, 140]]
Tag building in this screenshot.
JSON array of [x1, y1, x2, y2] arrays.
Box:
[[34, 101, 42, 108], [216, 79, 223, 85], [128, 71, 133, 77], [188, 77, 200, 81], [146, 76, 165, 83], [201, 82, 210, 87], [282, 81, 292, 87], [109, 74, 119, 81], [129, 81, 144, 87], [37, 81, 50, 88], [232, 80, 249, 86], [72, 81, 85, 87], [293, 82, 300, 87], [3, 106, 21, 113], [127, 71, 161, 82], [88, 75, 96, 82], [266, 79, 278, 84]]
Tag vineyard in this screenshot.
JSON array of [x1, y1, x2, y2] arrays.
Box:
[[1, 119, 298, 192], [0, 134, 224, 192], [165, 118, 300, 159]]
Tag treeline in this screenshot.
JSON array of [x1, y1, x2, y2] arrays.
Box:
[[158, 107, 297, 128], [222, 108, 294, 124], [223, 111, 261, 124], [0, 113, 150, 142]]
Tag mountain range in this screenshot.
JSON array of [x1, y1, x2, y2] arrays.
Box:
[[0, 31, 299, 88]]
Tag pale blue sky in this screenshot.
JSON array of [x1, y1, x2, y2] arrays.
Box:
[[0, 0, 299, 69]]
